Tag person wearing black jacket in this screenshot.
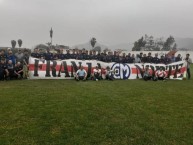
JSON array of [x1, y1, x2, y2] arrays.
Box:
[[152, 53, 160, 64], [0, 59, 9, 80]]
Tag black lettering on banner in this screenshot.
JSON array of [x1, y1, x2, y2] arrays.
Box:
[[71, 65, 74, 77], [167, 65, 172, 78], [51, 60, 57, 77], [34, 59, 39, 76], [135, 65, 144, 78], [58, 63, 63, 77], [78, 62, 82, 68], [173, 65, 178, 78], [173, 63, 183, 78], [155, 66, 160, 71], [178, 63, 184, 68], [71, 61, 79, 73], [97, 63, 101, 69], [86, 63, 92, 78], [62, 61, 70, 77], [160, 66, 165, 71], [165, 65, 169, 71], [45, 60, 51, 77]]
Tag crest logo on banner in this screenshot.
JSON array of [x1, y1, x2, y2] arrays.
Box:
[[111, 63, 131, 79]]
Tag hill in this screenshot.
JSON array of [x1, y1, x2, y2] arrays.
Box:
[[175, 37, 193, 50]]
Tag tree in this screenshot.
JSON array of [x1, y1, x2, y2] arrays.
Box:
[[162, 36, 175, 51], [11, 40, 16, 49], [90, 37, 96, 48], [132, 37, 146, 51], [172, 43, 177, 50], [18, 39, 22, 48]]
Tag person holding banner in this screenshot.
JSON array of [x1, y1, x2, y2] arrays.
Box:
[[155, 67, 167, 81], [185, 54, 192, 79], [76, 66, 87, 81]]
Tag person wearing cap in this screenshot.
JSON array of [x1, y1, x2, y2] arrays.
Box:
[[0, 58, 9, 80], [92, 66, 102, 81], [185, 54, 192, 79], [76, 66, 87, 81]]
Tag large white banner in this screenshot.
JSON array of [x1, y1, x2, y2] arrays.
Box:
[[29, 57, 187, 80]]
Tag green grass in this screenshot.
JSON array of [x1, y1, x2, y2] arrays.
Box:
[[1, 66, 193, 145]]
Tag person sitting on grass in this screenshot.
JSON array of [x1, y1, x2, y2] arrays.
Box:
[[155, 67, 167, 81], [14, 61, 23, 79], [105, 66, 114, 81], [76, 66, 87, 81], [143, 66, 152, 81], [93, 66, 101, 81]]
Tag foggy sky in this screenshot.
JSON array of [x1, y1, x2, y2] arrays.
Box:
[[0, 0, 193, 48]]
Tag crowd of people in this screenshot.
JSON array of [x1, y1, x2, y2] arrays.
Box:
[[0, 47, 192, 81], [0, 48, 29, 81], [31, 48, 183, 64]]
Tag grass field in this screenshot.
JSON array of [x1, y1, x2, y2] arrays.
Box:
[[1, 66, 193, 145]]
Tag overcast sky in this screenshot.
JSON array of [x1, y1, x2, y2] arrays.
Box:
[[0, 0, 193, 48]]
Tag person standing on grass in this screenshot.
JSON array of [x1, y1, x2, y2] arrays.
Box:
[[0, 59, 9, 81], [15, 49, 24, 63], [7, 60, 14, 80], [76, 66, 87, 81], [7, 50, 16, 66], [185, 54, 192, 79]]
